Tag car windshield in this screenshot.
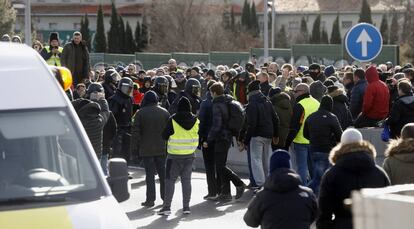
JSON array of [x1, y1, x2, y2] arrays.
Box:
[[0, 108, 105, 206]]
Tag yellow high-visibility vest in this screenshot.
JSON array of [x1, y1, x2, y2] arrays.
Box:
[[45, 46, 63, 66], [167, 119, 200, 155], [293, 97, 320, 144]]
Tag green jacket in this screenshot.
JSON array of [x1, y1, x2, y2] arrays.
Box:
[[383, 138, 414, 185], [270, 92, 292, 148], [61, 40, 90, 85]]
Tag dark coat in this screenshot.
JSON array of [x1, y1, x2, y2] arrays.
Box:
[[304, 109, 342, 153], [231, 72, 251, 105], [102, 82, 117, 100], [387, 94, 414, 138], [244, 168, 317, 229], [270, 92, 292, 148], [383, 138, 414, 185], [349, 79, 368, 119], [245, 91, 279, 145], [260, 82, 272, 96], [207, 94, 233, 146], [102, 111, 117, 156], [169, 91, 200, 115], [317, 141, 390, 229], [109, 90, 134, 127], [329, 89, 353, 130], [61, 40, 90, 86], [198, 92, 213, 142], [131, 102, 170, 157], [72, 98, 109, 158]]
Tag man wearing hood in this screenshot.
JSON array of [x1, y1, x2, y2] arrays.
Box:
[[244, 80, 280, 189], [328, 86, 353, 129], [354, 66, 390, 128], [158, 97, 199, 216], [386, 80, 414, 138], [244, 150, 317, 229], [285, 83, 320, 185], [317, 128, 390, 229], [303, 95, 343, 195], [308, 63, 326, 82], [131, 91, 170, 207], [309, 80, 327, 102]]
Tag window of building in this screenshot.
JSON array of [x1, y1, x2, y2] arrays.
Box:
[[288, 21, 299, 30], [342, 21, 352, 29], [73, 23, 81, 30], [49, 23, 58, 30]]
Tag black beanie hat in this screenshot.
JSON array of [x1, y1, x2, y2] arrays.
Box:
[[268, 87, 282, 98], [269, 149, 291, 173], [320, 95, 333, 112], [323, 79, 334, 88], [309, 63, 321, 70], [49, 32, 59, 43], [248, 80, 261, 93], [177, 97, 192, 113]]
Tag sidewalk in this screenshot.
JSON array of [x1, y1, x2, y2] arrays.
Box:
[[120, 167, 253, 229]]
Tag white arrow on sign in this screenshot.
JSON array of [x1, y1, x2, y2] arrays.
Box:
[[356, 29, 372, 57]]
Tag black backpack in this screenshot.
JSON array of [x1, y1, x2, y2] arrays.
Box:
[[226, 99, 245, 137]]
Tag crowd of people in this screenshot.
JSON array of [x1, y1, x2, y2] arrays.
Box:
[[5, 31, 414, 228]]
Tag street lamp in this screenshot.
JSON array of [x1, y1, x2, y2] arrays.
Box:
[[12, 0, 31, 47]]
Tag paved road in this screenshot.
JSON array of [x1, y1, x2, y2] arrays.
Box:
[[120, 167, 253, 229]]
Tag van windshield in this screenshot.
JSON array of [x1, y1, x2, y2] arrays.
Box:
[[0, 109, 106, 206]]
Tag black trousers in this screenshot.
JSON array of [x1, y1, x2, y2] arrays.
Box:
[[214, 140, 244, 195], [354, 114, 381, 128], [112, 127, 131, 161], [202, 142, 221, 196], [143, 156, 166, 202]]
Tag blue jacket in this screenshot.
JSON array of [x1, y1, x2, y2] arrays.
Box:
[[349, 79, 368, 119], [198, 92, 213, 141]]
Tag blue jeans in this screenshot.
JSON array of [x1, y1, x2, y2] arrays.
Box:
[[250, 136, 273, 186], [308, 152, 330, 195], [292, 143, 310, 185], [100, 154, 109, 176], [246, 145, 257, 187]]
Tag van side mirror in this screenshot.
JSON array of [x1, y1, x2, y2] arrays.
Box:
[[106, 158, 130, 202]]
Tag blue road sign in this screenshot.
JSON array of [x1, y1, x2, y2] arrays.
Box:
[[345, 23, 383, 62]]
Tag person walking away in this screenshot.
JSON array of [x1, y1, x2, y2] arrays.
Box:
[[132, 91, 170, 207], [109, 77, 134, 161], [327, 86, 353, 129], [244, 150, 317, 229], [61, 31, 90, 87], [303, 95, 342, 195], [317, 128, 390, 229], [383, 123, 414, 185], [285, 83, 320, 185], [268, 88, 292, 151], [244, 80, 280, 190], [158, 97, 199, 216], [349, 68, 368, 120], [40, 32, 63, 66]]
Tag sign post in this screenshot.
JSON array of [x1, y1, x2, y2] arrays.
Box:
[[345, 23, 383, 63]]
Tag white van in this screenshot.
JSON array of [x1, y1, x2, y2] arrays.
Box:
[[0, 43, 132, 228]]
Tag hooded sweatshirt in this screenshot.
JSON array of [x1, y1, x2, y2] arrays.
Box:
[[362, 66, 390, 119]]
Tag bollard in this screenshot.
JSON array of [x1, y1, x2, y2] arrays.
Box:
[[107, 158, 130, 202]]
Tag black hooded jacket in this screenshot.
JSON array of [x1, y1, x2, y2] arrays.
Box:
[[207, 94, 233, 144], [245, 91, 279, 145], [244, 168, 317, 229], [387, 94, 414, 138], [330, 92, 353, 130]]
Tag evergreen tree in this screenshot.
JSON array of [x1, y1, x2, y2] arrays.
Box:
[[94, 5, 106, 53], [275, 25, 288, 48], [125, 21, 135, 54], [139, 14, 149, 51], [321, 28, 329, 44], [295, 17, 309, 44], [358, 0, 373, 24], [118, 16, 126, 53], [310, 15, 321, 44], [403, 0, 411, 43], [330, 13, 341, 44], [250, 2, 259, 36], [390, 11, 399, 45], [108, 2, 120, 53], [380, 14, 389, 44], [0, 0, 16, 36], [241, 0, 250, 31], [230, 7, 236, 33], [80, 14, 91, 50], [134, 21, 141, 52]]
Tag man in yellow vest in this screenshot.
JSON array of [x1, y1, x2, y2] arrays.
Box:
[[285, 83, 320, 184], [40, 32, 63, 66], [158, 97, 199, 216]]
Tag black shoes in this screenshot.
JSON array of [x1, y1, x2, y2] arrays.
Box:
[[183, 207, 191, 214], [203, 194, 218, 201], [235, 184, 246, 199], [157, 206, 171, 216], [214, 194, 232, 202], [141, 201, 155, 207]]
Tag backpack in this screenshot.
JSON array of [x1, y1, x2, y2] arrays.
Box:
[[226, 99, 245, 137]]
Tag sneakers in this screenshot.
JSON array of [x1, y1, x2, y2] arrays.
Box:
[[203, 194, 217, 201], [157, 206, 171, 216], [141, 201, 155, 207], [246, 183, 260, 190], [183, 207, 191, 215], [215, 194, 232, 202], [235, 184, 246, 199]]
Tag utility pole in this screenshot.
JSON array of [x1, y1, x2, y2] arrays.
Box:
[[264, 0, 269, 59], [25, 0, 32, 47], [271, 0, 275, 48]]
